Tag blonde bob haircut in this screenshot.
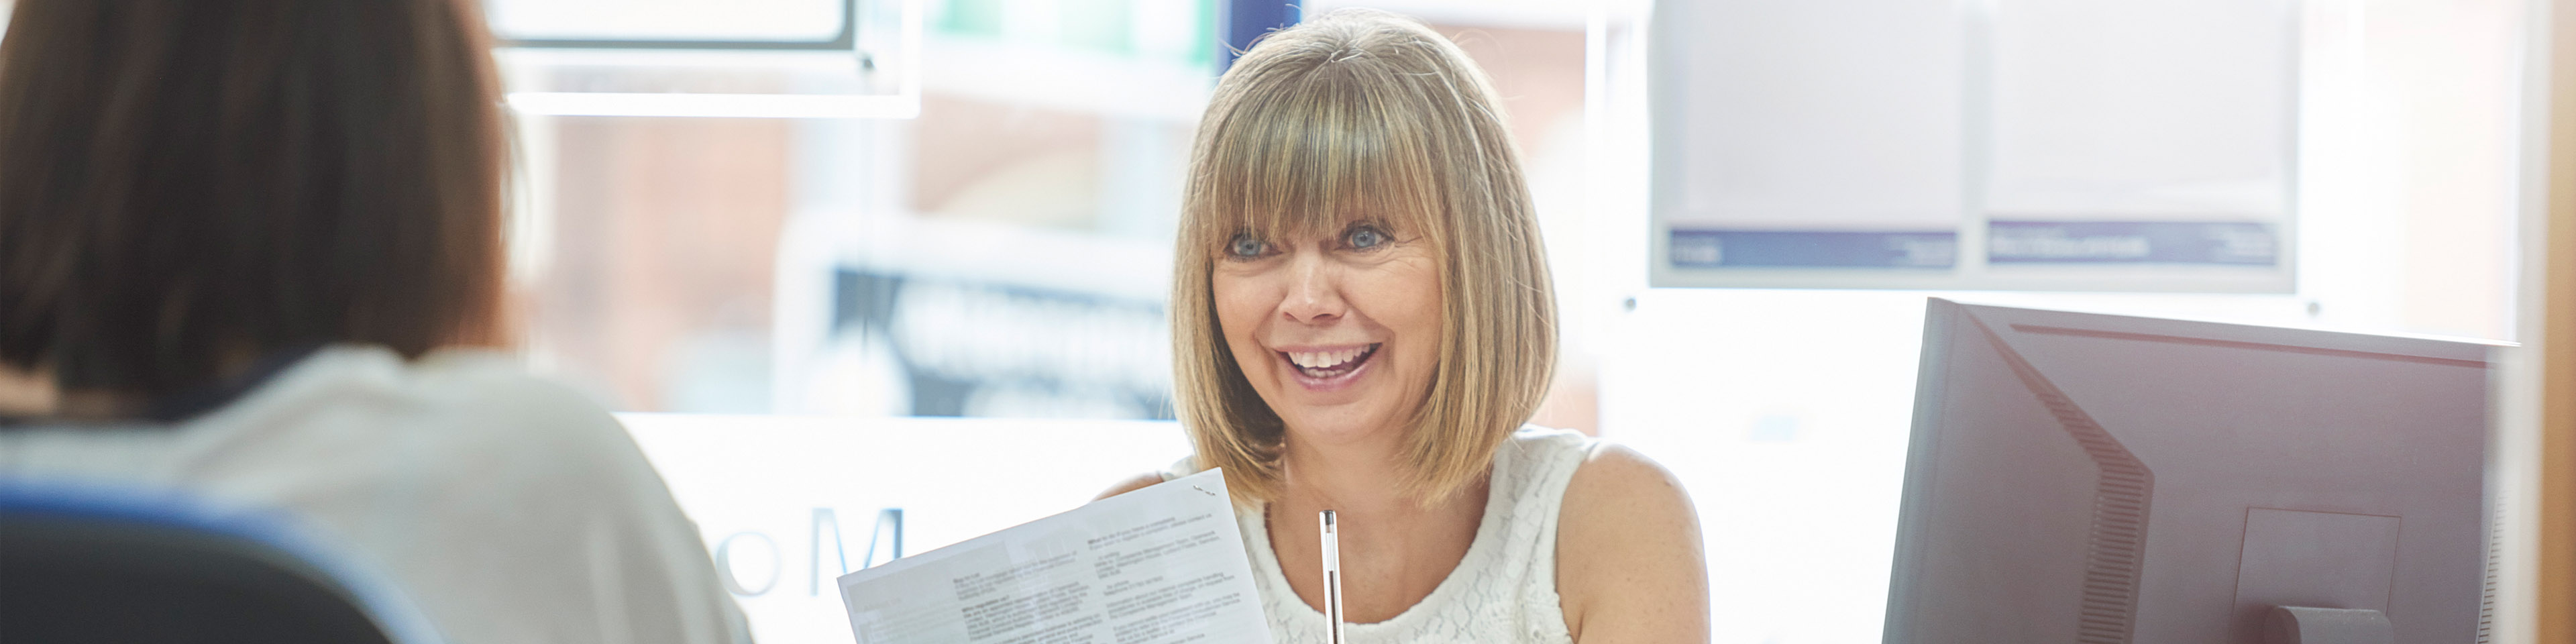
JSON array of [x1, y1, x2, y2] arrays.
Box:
[[1172, 9, 1556, 505]]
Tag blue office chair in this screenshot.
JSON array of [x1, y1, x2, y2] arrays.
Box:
[[0, 483, 441, 644]]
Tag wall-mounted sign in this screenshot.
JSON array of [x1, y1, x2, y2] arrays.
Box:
[[1650, 0, 2298, 292]]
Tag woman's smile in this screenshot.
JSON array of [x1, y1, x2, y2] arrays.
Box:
[[1274, 342, 1383, 392]]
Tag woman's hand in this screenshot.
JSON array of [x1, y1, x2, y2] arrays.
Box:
[[1557, 444, 1711, 643]]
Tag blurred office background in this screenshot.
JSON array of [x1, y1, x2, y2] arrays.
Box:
[[502, 0, 1601, 425], [478, 0, 2537, 642]]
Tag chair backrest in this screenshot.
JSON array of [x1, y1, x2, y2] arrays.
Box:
[[0, 484, 441, 644]]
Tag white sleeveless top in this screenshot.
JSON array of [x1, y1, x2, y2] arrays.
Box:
[[1163, 426, 1599, 644]]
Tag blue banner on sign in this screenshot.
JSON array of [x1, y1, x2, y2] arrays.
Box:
[[1669, 229, 1958, 268], [1987, 221, 2277, 265]]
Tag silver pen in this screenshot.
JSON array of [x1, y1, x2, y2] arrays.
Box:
[[1320, 510, 1346, 644]]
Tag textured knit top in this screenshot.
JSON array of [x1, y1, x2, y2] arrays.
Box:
[[1164, 426, 1599, 644], [0, 345, 748, 644]]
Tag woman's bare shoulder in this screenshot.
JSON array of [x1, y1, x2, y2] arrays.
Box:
[[1556, 442, 1710, 641], [1563, 443, 1690, 507], [1559, 443, 1698, 545], [1095, 472, 1166, 501]]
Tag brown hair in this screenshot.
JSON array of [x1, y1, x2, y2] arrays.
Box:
[[1173, 9, 1556, 504], [0, 0, 510, 399]]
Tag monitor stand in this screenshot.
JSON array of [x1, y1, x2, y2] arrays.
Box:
[[2265, 606, 2394, 644]]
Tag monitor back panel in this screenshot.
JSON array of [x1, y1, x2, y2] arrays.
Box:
[[1884, 299, 2492, 644]]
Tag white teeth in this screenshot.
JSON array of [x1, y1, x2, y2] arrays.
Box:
[[1287, 347, 1369, 369]]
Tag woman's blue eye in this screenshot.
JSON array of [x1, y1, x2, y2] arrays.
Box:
[[1228, 234, 1269, 258], [1346, 226, 1387, 250]]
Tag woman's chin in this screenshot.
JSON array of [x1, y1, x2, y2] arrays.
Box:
[[1279, 408, 1407, 449]]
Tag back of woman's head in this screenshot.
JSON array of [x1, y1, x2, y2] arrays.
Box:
[[0, 0, 508, 398]]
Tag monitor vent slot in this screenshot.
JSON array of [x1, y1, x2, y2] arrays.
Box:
[[2477, 490, 2504, 643], [1976, 317, 2155, 644]]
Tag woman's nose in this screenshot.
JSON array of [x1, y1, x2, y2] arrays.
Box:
[[1279, 252, 1346, 323]]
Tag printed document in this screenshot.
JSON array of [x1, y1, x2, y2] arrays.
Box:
[[837, 469, 1274, 644]]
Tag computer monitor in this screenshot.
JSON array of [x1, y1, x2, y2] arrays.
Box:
[[1882, 299, 2498, 644]]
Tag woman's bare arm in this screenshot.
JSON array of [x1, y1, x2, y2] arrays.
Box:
[[1556, 444, 1711, 643], [0, 366, 54, 415]]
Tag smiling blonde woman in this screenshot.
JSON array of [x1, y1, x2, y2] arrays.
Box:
[[1099, 9, 1709, 643]]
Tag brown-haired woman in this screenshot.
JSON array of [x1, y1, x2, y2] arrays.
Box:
[[1101, 9, 1710, 643], [0, 1, 745, 641]]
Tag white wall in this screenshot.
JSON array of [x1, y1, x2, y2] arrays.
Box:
[[1581, 0, 2529, 641]]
